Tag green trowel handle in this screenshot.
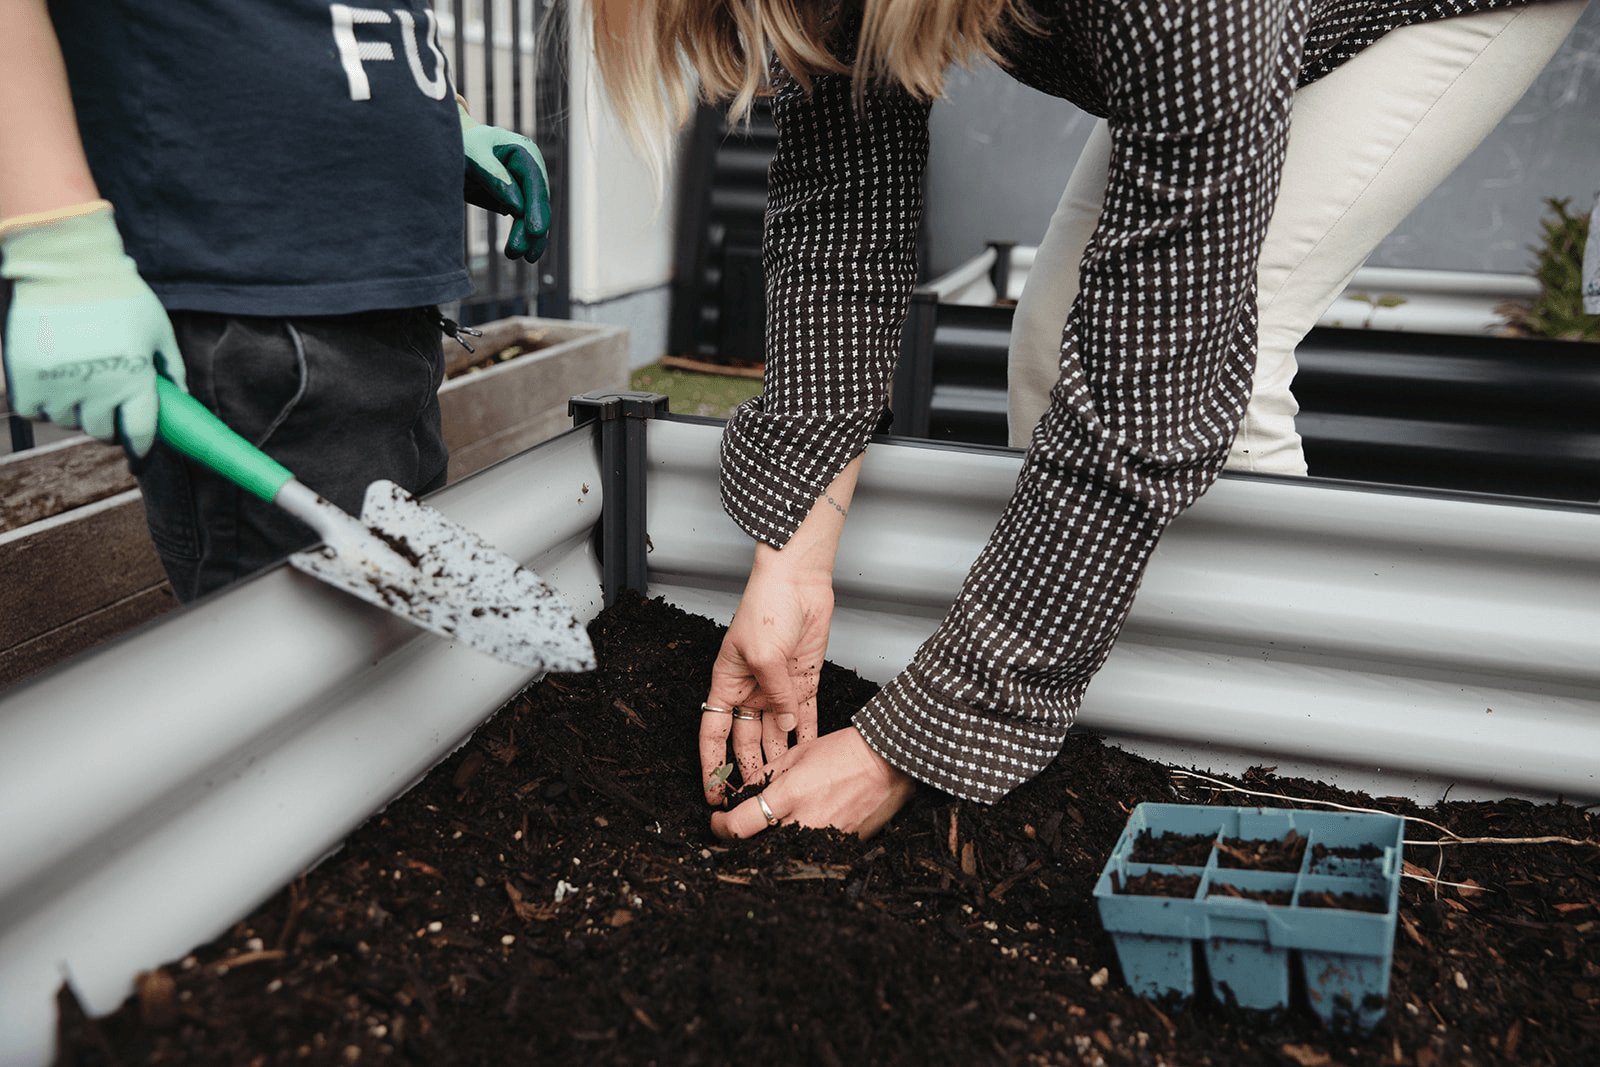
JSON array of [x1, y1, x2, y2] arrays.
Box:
[[156, 377, 293, 503]]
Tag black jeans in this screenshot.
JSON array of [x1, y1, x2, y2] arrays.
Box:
[[137, 308, 449, 602]]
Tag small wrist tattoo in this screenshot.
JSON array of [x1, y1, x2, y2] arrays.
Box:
[[823, 493, 848, 518]]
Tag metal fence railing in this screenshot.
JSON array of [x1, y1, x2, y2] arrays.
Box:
[[439, 0, 571, 324]]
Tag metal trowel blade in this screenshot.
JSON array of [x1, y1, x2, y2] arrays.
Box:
[[288, 480, 595, 672]]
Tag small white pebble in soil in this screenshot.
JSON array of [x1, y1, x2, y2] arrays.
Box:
[[369, 1025, 388, 1039], [475, 877, 485, 887], [1090, 967, 1110, 989], [470, 914, 480, 923], [452, 831, 462, 839], [513, 830, 522, 840], [502, 934, 516, 946], [343, 1046, 361, 1063], [267, 979, 283, 994], [1455, 971, 1469, 990], [181, 956, 197, 971], [392, 871, 401, 880], [555, 880, 579, 902], [427, 921, 442, 933], [245, 938, 264, 952], [1407, 1002, 1421, 1016]]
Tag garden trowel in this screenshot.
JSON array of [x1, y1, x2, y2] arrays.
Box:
[[153, 378, 595, 673]]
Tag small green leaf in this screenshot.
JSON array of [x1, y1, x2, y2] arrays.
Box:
[[1375, 295, 1408, 308], [707, 762, 734, 789]]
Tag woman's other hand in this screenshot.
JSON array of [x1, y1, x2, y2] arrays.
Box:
[[710, 727, 916, 840]]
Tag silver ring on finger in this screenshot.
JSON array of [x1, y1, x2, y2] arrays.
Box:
[[731, 707, 761, 721], [700, 702, 733, 716], [757, 793, 779, 827]]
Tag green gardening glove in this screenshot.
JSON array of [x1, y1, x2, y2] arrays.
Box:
[[460, 101, 551, 264], [1, 201, 185, 458]]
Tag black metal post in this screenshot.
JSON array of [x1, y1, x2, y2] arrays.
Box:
[[8, 414, 34, 453], [535, 0, 570, 318], [568, 391, 669, 607]]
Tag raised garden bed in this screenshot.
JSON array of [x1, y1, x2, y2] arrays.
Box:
[[55, 594, 1600, 1066]]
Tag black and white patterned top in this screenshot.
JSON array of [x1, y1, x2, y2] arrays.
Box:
[[720, 0, 1545, 803]]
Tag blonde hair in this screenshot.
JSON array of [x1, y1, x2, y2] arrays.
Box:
[[590, 0, 1026, 172]]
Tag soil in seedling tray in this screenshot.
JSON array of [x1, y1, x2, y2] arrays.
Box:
[[56, 594, 1600, 1066], [1114, 871, 1203, 899], [1216, 831, 1307, 872], [1208, 884, 1295, 907], [1299, 891, 1389, 914], [1129, 829, 1214, 867]]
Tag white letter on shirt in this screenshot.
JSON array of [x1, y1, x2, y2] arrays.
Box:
[[396, 9, 451, 100], [331, 4, 396, 102]]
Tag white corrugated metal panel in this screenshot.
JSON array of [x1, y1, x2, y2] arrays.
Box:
[[645, 418, 1600, 807], [0, 429, 605, 1067]]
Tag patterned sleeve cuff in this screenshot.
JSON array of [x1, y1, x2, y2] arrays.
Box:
[[853, 663, 1071, 805], [718, 396, 879, 548]]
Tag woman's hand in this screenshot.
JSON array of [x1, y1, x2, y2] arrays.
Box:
[[698, 559, 832, 801], [710, 727, 916, 840], [700, 456, 862, 806]]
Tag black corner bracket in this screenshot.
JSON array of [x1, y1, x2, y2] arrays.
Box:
[[568, 391, 670, 607]]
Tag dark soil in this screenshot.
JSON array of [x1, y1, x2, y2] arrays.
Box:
[[56, 593, 1600, 1066], [1207, 885, 1295, 907], [1129, 830, 1214, 868], [1115, 872, 1204, 899], [1218, 832, 1308, 873], [1301, 892, 1388, 914]]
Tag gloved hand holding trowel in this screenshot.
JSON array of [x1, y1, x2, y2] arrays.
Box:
[[0, 0, 590, 671]]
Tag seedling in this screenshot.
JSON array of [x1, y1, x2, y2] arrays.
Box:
[[706, 762, 734, 791], [1346, 291, 1408, 329]]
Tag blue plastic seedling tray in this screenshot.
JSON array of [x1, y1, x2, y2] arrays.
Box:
[[1093, 803, 1404, 1031]]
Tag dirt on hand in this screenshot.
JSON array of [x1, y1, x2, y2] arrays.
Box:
[[56, 593, 1600, 1066]]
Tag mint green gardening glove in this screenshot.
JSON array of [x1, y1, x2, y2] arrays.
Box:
[[460, 100, 551, 264], [1, 200, 185, 458]]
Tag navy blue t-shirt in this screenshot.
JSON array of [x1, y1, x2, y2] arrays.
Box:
[[49, 0, 473, 316]]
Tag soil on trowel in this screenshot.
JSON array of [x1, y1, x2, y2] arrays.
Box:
[[56, 593, 1600, 1066]]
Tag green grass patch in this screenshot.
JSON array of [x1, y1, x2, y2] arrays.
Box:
[[630, 362, 763, 419]]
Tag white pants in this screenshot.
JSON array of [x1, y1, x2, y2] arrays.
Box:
[[1007, 1, 1589, 473]]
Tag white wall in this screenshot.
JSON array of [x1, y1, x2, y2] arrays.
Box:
[[566, 9, 677, 308]]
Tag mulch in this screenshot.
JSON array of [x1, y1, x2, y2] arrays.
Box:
[[56, 593, 1600, 1066]]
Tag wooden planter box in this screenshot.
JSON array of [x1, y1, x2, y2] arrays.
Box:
[[0, 317, 629, 689], [439, 317, 628, 481]]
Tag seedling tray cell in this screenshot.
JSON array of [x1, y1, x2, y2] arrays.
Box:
[[1093, 803, 1404, 1029]]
